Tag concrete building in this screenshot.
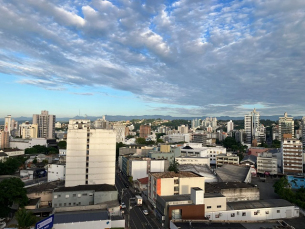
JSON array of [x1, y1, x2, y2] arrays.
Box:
[[227, 120, 234, 133], [33, 110, 56, 139], [113, 123, 126, 143], [4, 115, 17, 136], [302, 117, 305, 153], [148, 171, 205, 207], [164, 133, 190, 143], [257, 152, 278, 175], [191, 133, 207, 145], [48, 164, 66, 182], [148, 147, 181, 162], [176, 157, 210, 166], [216, 164, 252, 183], [65, 119, 116, 187], [19, 122, 38, 139], [216, 153, 239, 168], [139, 125, 151, 138], [244, 108, 260, 145], [55, 122, 62, 128], [52, 184, 118, 208], [0, 130, 9, 149], [282, 137, 303, 174], [279, 112, 294, 141], [178, 125, 188, 134]]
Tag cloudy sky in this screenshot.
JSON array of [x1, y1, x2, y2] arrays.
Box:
[[0, 0, 304, 118]]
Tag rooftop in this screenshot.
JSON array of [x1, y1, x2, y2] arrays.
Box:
[[216, 164, 250, 182], [137, 177, 148, 184], [205, 182, 257, 193], [227, 199, 295, 210], [54, 184, 117, 193], [0, 152, 8, 157], [54, 210, 109, 224], [159, 194, 192, 202], [26, 180, 65, 194], [150, 171, 202, 179]]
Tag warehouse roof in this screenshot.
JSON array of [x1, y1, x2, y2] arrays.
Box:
[[227, 199, 294, 210], [216, 164, 250, 182], [54, 184, 116, 192], [54, 210, 109, 224]]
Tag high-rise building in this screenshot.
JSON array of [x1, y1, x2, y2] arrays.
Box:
[[279, 112, 294, 142], [4, 115, 11, 135], [178, 125, 188, 134], [113, 123, 126, 143], [227, 120, 234, 133], [302, 117, 305, 153], [19, 121, 38, 139], [139, 125, 151, 138], [0, 130, 9, 149], [282, 137, 303, 174], [32, 110, 56, 139], [244, 108, 260, 145], [65, 119, 116, 187]]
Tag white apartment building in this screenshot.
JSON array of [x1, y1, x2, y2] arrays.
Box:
[[257, 152, 278, 175], [227, 120, 234, 133], [282, 138, 303, 174], [244, 108, 260, 145], [178, 125, 189, 134], [302, 117, 305, 154], [48, 164, 66, 182], [4, 115, 12, 135], [113, 124, 126, 143], [19, 122, 38, 139], [33, 110, 56, 139], [165, 133, 190, 143], [55, 122, 62, 128], [279, 112, 294, 141], [176, 157, 210, 166], [65, 119, 116, 187]]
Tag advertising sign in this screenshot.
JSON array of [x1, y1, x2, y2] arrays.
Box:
[[35, 215, 54, 229]]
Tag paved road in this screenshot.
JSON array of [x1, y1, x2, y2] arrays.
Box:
[[115, 172, 161, 229], [23, 177, 47, 186]]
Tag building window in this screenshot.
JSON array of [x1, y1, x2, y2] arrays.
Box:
[[78, 194, 81, 197], [65, 195, 69, 198], [231, 213, 235, 217], [265, 211, 269, 214], [207, 206, 211, 209], [64, 203, 66, 206], [73, 194, 76, 197], [277, 210, 280, 213], [254, 212, 258, 215], [69, 203, 71, 206], [242, 212, 246, 216], [54, 195, 57, 199], [217, 205, 221, 208], [59, 203, 62, 207], [79, 202, 81, 205], [58, 195, 61, 197], [82, 193, 87, 196]]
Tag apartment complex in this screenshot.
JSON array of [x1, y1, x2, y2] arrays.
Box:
[[227, 120, 234, 133], [257, 152, 278, 175], [216, 153, 239, 168], [139, 125, 151, 138], [282, 137, 303, 174], [0, 131, 9, 149], [279, 112, 294, 141], [148, 171, 205, 207], [33, 110, 56, 139], [65, 119, 116, 187], [19, 122, 38, 139], [244, 108, 260, 144]]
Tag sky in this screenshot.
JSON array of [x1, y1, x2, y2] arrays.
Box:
[[0, 0, 304, 118]]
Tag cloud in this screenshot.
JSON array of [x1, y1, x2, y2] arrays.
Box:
[[71, 92, 94, 96], [0, 0, 304, 116]]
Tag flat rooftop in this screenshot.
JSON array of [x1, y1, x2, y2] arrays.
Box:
[[54, 210, 109, 224], [160, 194, 192, 202], [216, 164, 250, 182], [227, 199, 295, 210], [54, 184, 117, 192], [173, 222, 246, 229], [26, 181, 65, 194], [205, 182, 257, 193], [150, 171, 202, 179]]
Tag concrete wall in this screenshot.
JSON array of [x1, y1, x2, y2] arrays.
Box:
[[204, 196, 227, 213], [9, 141, 29, 150], [161, 178, 175, 196], [54, 219, 125, 229], [48, 164, 66, 182], [130, 160, 148, 180], [179, 177, 205, 194], [151, 160, 165, 172], [176, 157, 210, 166], [221, 187, 259, 202]]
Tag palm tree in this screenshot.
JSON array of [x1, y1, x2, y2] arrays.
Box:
[[15, 208, 37, 229]]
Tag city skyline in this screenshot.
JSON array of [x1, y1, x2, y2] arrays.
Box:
[[0, 0, 304, 117]]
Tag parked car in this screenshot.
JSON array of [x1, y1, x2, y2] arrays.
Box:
[[143, 210, 148, 215], [121, 202, 126, 209]]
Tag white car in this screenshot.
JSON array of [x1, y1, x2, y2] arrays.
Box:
[[143, 210, 149, 215], [121, 203, 126, 209]]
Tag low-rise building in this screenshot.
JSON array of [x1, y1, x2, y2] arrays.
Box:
[[216, 164, 252, 183], [216, 153, 239, 168], [48, 164, 66, 182], [257, 152, 278, 175], [176, 156, 210, 166], [133, 177, 148, 193]]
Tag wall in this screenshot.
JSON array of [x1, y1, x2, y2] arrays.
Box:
[[221, 187, 260, 202], [179, 177, 205, 194], [27, 191, 52, 207], [204, 196, 227, 212], [48, 164, 66, 182], [130, 160, 148, 180], [176, 157, 210, 166], [151, 160, 165, 172], [205, 206, 299, 221], [161, 178, 175, 196], [9, 141, 29, 150], [5, 150, 24, 156], [53, 219, 125, 229]]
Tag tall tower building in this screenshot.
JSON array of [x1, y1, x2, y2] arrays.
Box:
[[139, 125, 151, 138], [282, 137, 303, 174], [279, 112, 294, 141], [302, 117, 305, 153], [227, 120, 234, 133], [244, 108, 260, 144], [4, 115, 12, 135], [32, 110, 56, 139], [65, 119, 116, 187]]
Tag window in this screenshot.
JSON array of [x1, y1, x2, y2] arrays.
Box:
[[54, 195, 58, 199], [73, 194, 76, 197], [265, 211, 269, 214], [69, 203, 71, 206], [64, 203, 66, 206], [231, 213, 235, 217], [54, 204, 57, 207], [78, 194, 81, 197], [207, 206, 211, 209], [277, 210, 280, 213], [217, 205, 221, 208], [65, 195, 69, 198], [79, 202, 81, 205], [82, 193, 87, 196], [58, 195, 61, 197], [254, 212, 258, 215], [59, 203, 62, 207], [242, 212, 246, 216]]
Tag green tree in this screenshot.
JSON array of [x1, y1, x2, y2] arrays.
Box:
[[157, 139, 164, 143], [15, 208, 37, 229], [0, 178, 28, 217], [32, 158, 37, 164], [0, 157, 22, 175], [135, 137, 146, 145], [271, 139, 281, 148], [168, 161, 179, 173], [128, 176, 133, 184], [57, 141, 67, 149]]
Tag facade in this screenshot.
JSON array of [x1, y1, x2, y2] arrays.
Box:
[[55, 122, 62, 128], [279, 112, 294, 141], [282, 138, 303, 174], [302, 117, 305, 153], [52, 184, 118, 207], [148, 171, 205, 207], [33, 110, 56, 139], [65, 119, 116, 187], [227, 120, 234, 133], [257, 152, 278, 175], [48, 164, 66, 182], [191, 133, 207, 145], [19, 122, 38, 139], [0, 130, 9, 149], [216, 153, 239, 168], [139, 125, 151, 138], [148, 147, 181, 162], [176, 157, 210, 166], [244, 108, 260, 144], [178, 125, 188, 134], [113, 124, 126, 143], [165, 134, 190, 143]]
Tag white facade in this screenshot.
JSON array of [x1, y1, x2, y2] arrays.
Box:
[[55, 122, 62, 128], [244, 108, 261, 144], [166, 134, 190, 143], [150, 160, 165, 172], [113, 124, 126, 143], [4, 115, 12, 135], [129, 160, 148, 180], [19, 122, 38, 139], [65, 119, 116, 187], [2, 149, 24, 157], [282, 138, 303, 174], [48, 164, 66, 182], [29, 138, 48, 147], [227, 120, 234, 133], [178, 125, 189, 134], [257, 152, 278, 175], [59, 149, 66, 156], [9, 139, 29, 150], [176, 157, 210, 166]]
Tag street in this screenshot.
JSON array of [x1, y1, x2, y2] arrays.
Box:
[[115, 171, 161, 229]]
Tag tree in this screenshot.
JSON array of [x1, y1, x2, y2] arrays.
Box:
[[32, 158, 37, 164], [57, 141, 67, 149], [168, 161, 179, 173], [135, 137, 146, 145], [128, 176, 133, 184], [15, 208, 37, 229], [0, 178, 28, 217], [0, 157, 23, 175]]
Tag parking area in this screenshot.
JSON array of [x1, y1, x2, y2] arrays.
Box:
[[251, 176, 281, 200]]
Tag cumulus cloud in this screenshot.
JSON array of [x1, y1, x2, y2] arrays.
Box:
[[0, 0, 304, 116]]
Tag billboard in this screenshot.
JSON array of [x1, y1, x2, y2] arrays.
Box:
[[35, 215, 54, 229]]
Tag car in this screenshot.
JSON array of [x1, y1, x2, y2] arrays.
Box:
[[143, 210, 149, 215]]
